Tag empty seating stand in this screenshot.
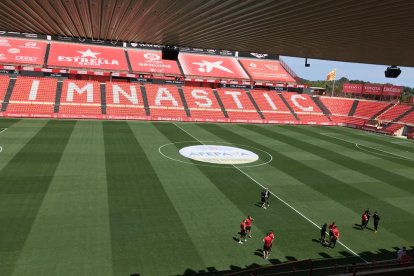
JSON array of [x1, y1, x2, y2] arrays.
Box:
[[105, 82, 148, 120], [181, 86, 227, 122], [249, 90, 297, 123], [398, 110, 414, 125], [281, 92, 331, 124], [377, 105, 412, 122], [145, 84, 188, 121], [6, 76, 57, 118], [0, 75, 413, 137], [215, 88, 262, 122], [0, 75, 10, 104], [58, 80, 102, 119], [353, 100, 390, 119], [319, 97, 354, 124]]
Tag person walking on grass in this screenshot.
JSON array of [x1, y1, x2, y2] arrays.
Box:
[[329, 225, 339, 248], [361, 212, 368, 229], [263, 233, 273, 259], [261, 188, 270, 209], [245, 216, 254, 238], [320, 223, 327, 245], [365, 208, 371, 226], [373, 211, 380, 233], [239, 219, 247, 244]]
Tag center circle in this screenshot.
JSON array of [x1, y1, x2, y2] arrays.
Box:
[[179, 145, 259, 164]]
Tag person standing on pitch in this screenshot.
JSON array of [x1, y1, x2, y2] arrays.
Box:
[[268, 231, 275, 256], [261, 188, 270, 209], [260, 188, 267, 209], [328, 222, 336, 241], [365, 208, 371, 226], [373, 211, 380, 233], [329, 225, 339, 248], [239, 219, 247, 244], [245, 216, 254, 238], [320, 223, 327, 245], [361, 212, 368, 229], [262, 233, 273, 259]]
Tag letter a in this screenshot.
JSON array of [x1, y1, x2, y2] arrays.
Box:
[[155, 87, 178, 106]]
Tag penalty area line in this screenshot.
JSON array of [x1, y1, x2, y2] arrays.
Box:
[[320, 133, 413, 161], [174, 123, 368, 263]]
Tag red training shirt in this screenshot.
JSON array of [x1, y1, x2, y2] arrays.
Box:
[[263, 235, 273, 247]]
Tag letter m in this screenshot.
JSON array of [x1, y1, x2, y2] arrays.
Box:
[[66, 82, 94, 103]]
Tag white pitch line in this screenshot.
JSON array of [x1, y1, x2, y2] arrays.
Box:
[[174, 123, 368, 263], [320, 133, 413, 161], [0, 128, 7, 153]]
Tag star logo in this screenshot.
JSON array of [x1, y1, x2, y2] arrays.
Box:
[[76, 49, 100, 58]]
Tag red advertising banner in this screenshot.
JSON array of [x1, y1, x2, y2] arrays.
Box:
[[127, 49, 181, 75], [0, 38, 46, 65], [239, 59, 296, 83], [178, 53, 249, 79], [382, 85, 402, 96], [363, 84, 383, 95], [342, 83, 363, 94], [48, 43, 128, 71]]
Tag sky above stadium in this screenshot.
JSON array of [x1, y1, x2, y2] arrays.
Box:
[[282, 56, 414, 88]]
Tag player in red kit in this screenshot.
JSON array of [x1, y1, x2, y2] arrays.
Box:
[[263, 234, 273, 259], [245, 216, 254, 238], [239, 220, 247, 244], [361, 212, 368, 229], [329, 226, 339, 248]]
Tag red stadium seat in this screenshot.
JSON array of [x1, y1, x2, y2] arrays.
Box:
[[105, 82, 147, 120], [319, 97, 354, 116], [248, 90, 297, 123], [215, 88, 262, 122], [0, 75, 10, 103], [145, 84, 188, 121], [377, 105, 411, 122], [280, 92, 330, 124], [398, 110, 414, 124], [58, 80, 102, 119], [6, 76, 57, 117], [353, 100, 390, 119], [181, 86, 227, 122]]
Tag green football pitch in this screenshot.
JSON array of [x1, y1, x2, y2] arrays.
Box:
[[0, 118, 413, 276]]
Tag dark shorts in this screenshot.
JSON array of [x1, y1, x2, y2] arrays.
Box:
[[261, 197, 266, 203], [240, 230, 246, 236], [263, 245, 271, 251], [246, 226, 251, 231]]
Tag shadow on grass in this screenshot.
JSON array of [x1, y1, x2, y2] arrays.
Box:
[[163, 245, 414, 276]]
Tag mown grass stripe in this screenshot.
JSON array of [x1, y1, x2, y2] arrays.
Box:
[[103, 121, 204, 276], [275, 125, 414, 194], [0, 120, 76, 276], [11, 121, 112, 276], [198, 123, 414, 247]]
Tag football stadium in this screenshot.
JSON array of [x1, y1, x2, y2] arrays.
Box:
[[0, 1, 413, 275]]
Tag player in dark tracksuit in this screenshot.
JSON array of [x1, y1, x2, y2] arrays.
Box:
[[261, 188, 270, 209], [365, 209, 371, 226], [320, 223, 327, 244], [373, 211, 380, 233]]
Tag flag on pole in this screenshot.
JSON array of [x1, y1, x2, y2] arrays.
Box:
[[326, 68, 336, 81]]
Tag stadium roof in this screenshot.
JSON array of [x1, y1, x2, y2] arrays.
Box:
[[0, 0, 413, 67]]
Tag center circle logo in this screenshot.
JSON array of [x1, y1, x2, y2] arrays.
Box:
[[179, 145, 259, 164]]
